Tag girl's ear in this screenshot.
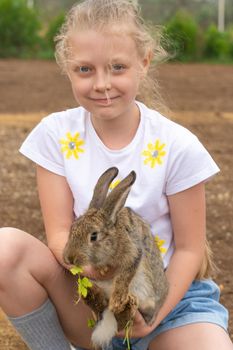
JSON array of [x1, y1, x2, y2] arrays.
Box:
[[141, 50, 153, 75], [66, 69, 72, 81], [89, 167, 119, 209], [102, 171, 136, 223]]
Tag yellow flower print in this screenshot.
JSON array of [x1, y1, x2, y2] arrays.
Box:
[[142, 139, 166, 168], [60, 132, 85, 159], [155, 235, 167, 254], [109, 179, 121, 191]]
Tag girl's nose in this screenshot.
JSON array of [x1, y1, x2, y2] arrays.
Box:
[[93, 71, 111, 92]]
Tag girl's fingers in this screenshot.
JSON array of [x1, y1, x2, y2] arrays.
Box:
[[117, 311, 149, 337], [134, 310, 146, 323]]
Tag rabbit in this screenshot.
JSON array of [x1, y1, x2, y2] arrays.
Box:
[[63, 167, 169, 349]]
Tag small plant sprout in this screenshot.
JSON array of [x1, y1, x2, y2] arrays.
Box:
[[123, 320, 133, 350], [87, 318, 96, 329], [70, 266, 93, 303]]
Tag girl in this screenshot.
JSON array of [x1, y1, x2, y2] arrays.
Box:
[[0, 1, 232, 349]]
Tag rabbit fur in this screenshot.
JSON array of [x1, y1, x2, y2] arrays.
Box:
[[63, 167, 168, 349]]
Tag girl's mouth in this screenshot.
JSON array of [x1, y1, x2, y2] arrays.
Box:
[[90, 96, 119, 105]]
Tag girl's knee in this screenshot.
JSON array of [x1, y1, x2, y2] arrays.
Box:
[[0, 227, 33, 272], [0, 227, 66, 296], [0, 227, 63, 288], [0, 227, 64, 283]]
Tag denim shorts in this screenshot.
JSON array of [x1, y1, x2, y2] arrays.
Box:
[[75, 279, 229, 350]]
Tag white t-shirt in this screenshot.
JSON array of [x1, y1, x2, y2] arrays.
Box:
[[19, 101, 219, 268]]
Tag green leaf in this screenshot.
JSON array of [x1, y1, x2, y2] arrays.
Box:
[[87, 318, 96, 329], [81, 277, 93, 288], [80, 285, 88, 298], [70, 266, 83, 275], [78, 281, 82, 295], [71, 269, 92, 300]]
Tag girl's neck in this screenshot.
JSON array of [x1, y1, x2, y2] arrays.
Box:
[[90, 103, 140, 150]]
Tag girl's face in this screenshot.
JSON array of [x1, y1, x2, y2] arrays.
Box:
[[66, 28, 150, 123]]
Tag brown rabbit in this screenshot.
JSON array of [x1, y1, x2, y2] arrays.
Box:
[[63, 167, 168, 349]]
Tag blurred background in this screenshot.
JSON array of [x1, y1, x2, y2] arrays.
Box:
[[0, 0, 233, 62], [0, 1, 233, 349]]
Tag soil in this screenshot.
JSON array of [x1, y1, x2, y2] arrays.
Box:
[[0, 59, 232, 348]]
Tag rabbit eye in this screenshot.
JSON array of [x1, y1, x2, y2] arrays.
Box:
[[90, 231, 98, 242]]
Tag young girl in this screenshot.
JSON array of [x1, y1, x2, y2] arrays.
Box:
[[0, 1, 232, 349]]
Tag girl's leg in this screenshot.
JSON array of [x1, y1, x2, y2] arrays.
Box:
[[0, 227, 94, 349], [149, 323, 233, 350]]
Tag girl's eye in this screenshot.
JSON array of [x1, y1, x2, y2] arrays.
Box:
[[79, 66, 91, 73], [111, 64, 125, 72]]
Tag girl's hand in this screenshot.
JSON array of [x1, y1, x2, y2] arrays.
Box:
[[48, 244, 72, 270], [117, 311, 157, 338]]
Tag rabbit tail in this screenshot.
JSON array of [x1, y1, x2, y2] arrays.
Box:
[[91, 308, 118, 348]]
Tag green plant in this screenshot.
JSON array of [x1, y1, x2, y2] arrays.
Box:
[[87, 318, 96, 329], [0, 0, 41, 57], [227, 26, 233, 59], [123, 320, 133, 350], [70, 266, 98, 331], [163, 9, 199, 61], [70, 266, 93, 303], [204, 24, 232, 61], [44, 12, 65, 50]]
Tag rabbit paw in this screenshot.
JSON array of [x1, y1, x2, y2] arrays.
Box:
[[127, 293, 138, 309], [109, 293, 137, 314]]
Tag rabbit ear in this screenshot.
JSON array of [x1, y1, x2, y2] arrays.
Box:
[[89, 167, 119, 209], [103, 171, 136, 223]]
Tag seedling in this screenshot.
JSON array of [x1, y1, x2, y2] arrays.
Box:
[[123, 320, 133, 350], [70, 266, 93, 303]]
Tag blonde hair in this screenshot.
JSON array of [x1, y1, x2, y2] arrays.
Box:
[[195, 239, 218, 280], [54, 0, 168, 111]]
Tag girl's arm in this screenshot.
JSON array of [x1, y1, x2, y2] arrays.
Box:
[[120, 182, 206, 337], [36, 165, 74, 267]]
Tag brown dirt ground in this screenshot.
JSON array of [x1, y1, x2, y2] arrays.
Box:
[[0, 60, 232, 349]]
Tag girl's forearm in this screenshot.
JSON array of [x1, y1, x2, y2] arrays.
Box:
[[152, 248, 203, 328]]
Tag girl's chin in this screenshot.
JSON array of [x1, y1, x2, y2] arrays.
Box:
[[91, 113, 119, 122]]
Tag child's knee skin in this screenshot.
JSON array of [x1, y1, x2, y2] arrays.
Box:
[[0, 227, 63, 310], [0, 227, 60, 282], [0, 227, 29, 276]]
